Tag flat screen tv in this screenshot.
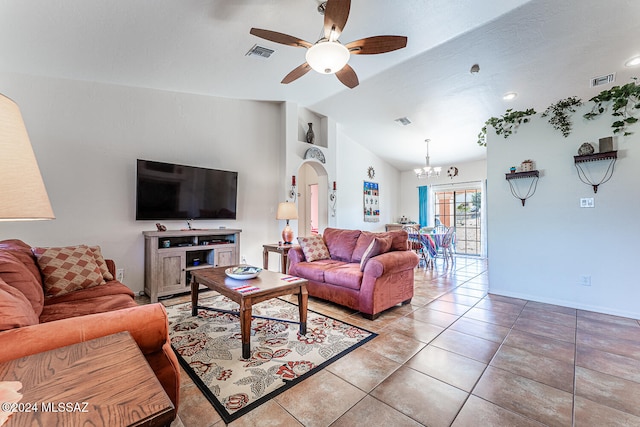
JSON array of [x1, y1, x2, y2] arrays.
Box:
[[136, 159, 238, 220]]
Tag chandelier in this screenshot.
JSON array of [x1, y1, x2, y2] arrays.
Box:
[[414, 139, 441, 179]]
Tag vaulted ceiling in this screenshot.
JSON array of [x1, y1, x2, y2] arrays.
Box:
[[1, 0, 639, 170]]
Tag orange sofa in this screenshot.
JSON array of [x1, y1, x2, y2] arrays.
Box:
[[0, 239, 180, 418]]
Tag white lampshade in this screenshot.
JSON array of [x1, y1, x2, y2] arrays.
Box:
[[0, 94, 55, 221], [276, 202, 298, 220], [305, 41, 350, 75]]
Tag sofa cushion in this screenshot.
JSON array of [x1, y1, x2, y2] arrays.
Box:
[[323, 263, 363, 291], [32, 245, 106, 298], [0, 278, 39, 331], [379, 230, 410, 252], [360, 236, 393, 271], [39, 293, 138, 323], [0, 251, 44, 316], [89, 245, 114, 281], [351, 231, 376, 262], [323, 228, 361, 262], [0, 239, 43, 286], [297, 235, 330, 262], [289, 259, 346, 283], [44, 280, 135, 306]]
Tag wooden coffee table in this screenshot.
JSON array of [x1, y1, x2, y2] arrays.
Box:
[[0, 331, 174, 426], [190, 266, 308, 359]]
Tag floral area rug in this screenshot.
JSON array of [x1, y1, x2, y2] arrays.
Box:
[[166, 293, 376, 423]]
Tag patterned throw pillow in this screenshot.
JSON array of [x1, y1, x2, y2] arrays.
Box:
[[360, 236, 392, 271], [89, 245, 114, 281], [297, 235, 331, 262], [32, 245, 106, 297]]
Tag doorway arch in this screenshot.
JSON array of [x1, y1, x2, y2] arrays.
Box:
[[296, 161, 329, 237]]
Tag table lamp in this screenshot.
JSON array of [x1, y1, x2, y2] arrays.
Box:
[[276, 202, 297, 244], [0, 94, 55, 220]]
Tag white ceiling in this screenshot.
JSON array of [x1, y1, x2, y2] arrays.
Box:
[[1, 0, 639, 171]]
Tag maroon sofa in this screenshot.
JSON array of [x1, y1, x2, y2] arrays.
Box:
[[288, 228, 419, 319], [0, 239, 180, 418]]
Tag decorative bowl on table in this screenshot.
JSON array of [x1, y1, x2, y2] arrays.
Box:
[[225, 266, 262, 280]]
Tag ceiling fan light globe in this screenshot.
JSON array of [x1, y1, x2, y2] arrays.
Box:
[[434, 167, 442, 173], [306, 41, 350, 75]]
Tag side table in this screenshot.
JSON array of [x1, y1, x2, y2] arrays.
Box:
[[263, 243, 298, 273], [0, 331, 175, 426]]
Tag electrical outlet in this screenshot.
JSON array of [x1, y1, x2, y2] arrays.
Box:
[[241, 255, 247, 264], [116, 268, 124, 282], [580, 198, 594, 208], [579, 275, 591, 286]]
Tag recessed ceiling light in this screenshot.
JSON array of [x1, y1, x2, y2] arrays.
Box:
[[625, 56, 640, 67], [503, 92, 518, 101]]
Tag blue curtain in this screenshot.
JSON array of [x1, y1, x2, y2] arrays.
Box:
[[418, 185, 428, 227]]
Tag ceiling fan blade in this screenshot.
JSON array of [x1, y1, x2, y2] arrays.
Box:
[[323, 0, 351, 41], [281, 63, 312, 84], [345, 36, 408, 55], [335, 64, 359, 89], [250, 28, 312, 48]]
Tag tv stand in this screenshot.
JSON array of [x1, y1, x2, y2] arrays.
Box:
[[143, 229, 241, 302]]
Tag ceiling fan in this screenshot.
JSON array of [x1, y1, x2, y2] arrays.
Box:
[[249, 0, 407, 89]]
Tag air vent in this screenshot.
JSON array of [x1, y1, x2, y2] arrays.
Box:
[[590, 73, 615, 87], [246, 44, 274, 59], [395, 117, 412, 126]]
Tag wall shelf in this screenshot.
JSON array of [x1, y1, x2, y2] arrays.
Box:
[[505, 170, 540, 180], [574, 151, 617, 163], [573, 150, 617, 193], [505, 170, 540, 206]]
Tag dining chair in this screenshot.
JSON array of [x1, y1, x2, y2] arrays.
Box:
[[404, 225, 432, 269], [438, 227, 456, 266], [419, 229, 437, 269]]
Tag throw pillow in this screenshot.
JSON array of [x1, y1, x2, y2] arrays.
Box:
[[88, 245, 114, 281], [0, 278, 39, 331], [360, 236, 392, 271], [32, 245, 105, 298], [297, 235, 331, 262]]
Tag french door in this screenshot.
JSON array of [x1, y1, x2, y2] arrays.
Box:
[[433, 187, 482, 256]]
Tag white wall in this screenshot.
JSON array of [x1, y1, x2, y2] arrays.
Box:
[[335, 129, 400, 231], [487, 106, 640, 318], [0, 73, 283, 294]]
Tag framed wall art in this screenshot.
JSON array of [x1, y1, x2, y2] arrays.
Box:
[[363, 181, 380, 222]]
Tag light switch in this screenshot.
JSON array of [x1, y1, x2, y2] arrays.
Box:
[[580, 198, 594, 208]]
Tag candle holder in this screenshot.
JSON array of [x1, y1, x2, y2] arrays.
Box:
[[289, 175, 297, 201]]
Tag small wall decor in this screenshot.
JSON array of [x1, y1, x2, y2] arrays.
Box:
[[447, 166, 458, 179], [305, 123, 315, 144], [367, 166, 375, 179], [574, 150, 618, 193], [304, 147, 325, 163], [505, 168, 540, 206], [599, 136, 614, 153], [363, 181, 380, 222], [578, 143, 595, 156], [520, 159, 534, 172]]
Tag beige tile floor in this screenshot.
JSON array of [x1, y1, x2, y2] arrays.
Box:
[[160, 257, 640, 427]]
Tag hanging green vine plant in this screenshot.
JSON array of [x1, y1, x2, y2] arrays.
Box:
[[477, 108, 536, 146], [583, 77, 640, 136], [541, 96, 583, 137]]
